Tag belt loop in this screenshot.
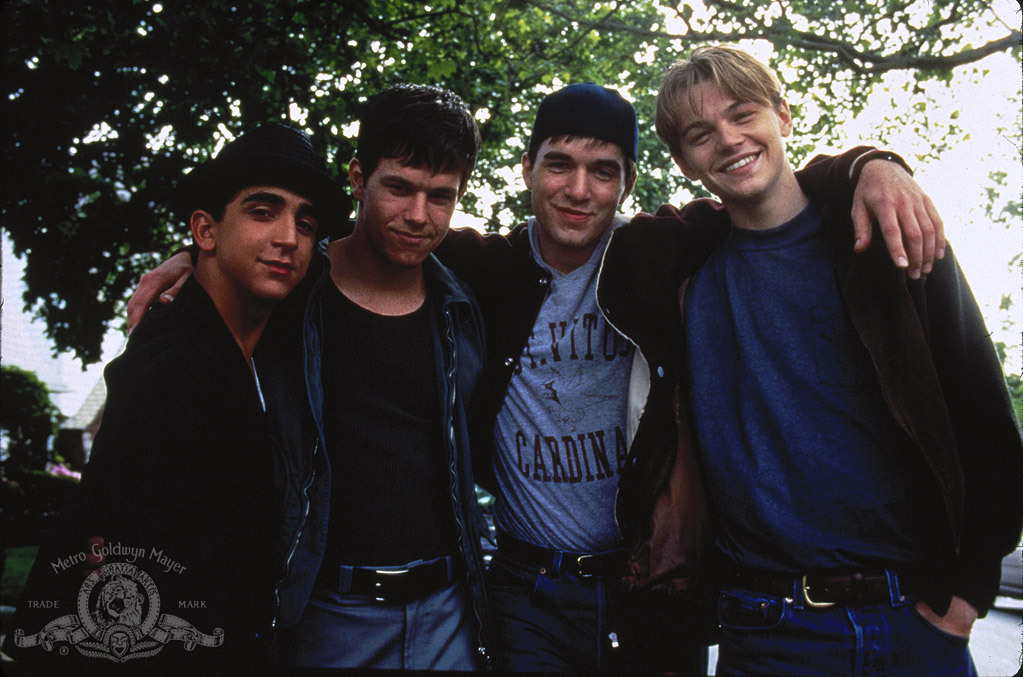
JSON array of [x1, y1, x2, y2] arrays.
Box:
[[885, 570, 905, 607], [791, 577, 805, 610], [337, 566, 354, 594], [552, 551, 563, 580]]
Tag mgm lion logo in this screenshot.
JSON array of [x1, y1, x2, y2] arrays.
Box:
[[14, 562, 223, 662], [94, 573, 146, 629]]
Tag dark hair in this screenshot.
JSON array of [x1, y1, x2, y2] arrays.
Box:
[[193, 187, 233, 221], [356, 84, 481, 191]]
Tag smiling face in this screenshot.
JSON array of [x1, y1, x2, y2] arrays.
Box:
[[349, 156, 463, 271], [192, 185, 318, 305], [672, 80, 799, 224], [523, 136, 635, 273]]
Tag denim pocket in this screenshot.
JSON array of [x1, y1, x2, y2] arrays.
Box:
[[907, 602, 970, 645], [717, 587, 786, 631]]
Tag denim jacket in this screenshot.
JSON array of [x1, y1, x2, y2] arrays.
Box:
[[255, 251, 490, 661]]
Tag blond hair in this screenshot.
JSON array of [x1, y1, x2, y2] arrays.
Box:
[[655, 45, 784, 158]]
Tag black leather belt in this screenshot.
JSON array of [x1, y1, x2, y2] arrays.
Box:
[[496, 531, 625, 580], [321, 555, 461, 604], [727, 570, 917, 608]]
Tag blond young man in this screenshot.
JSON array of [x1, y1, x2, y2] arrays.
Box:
[[602, 45, 1023, 675]]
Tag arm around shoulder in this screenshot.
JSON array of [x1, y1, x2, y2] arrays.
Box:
[[126, 246, 198, 331], [797, 147, 944, 277]]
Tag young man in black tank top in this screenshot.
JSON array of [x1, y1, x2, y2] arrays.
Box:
[[253, 85, 490, 669]]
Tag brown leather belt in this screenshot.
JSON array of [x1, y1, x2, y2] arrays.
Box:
[[496, 531, 625, 579], [727, 570, 916, 607]]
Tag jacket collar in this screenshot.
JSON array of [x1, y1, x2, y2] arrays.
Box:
[[524, 214, 627, 275], [422, 252, 474, 310]]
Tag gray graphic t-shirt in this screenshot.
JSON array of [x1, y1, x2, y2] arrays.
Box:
[[493, 217, 632, 552]]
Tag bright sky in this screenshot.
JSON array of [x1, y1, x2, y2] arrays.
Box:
[[1, 1, 1020, 420], [866, 54, 1022, 371], [1, 231, 126, 417], [662, 1, 1023, 375]]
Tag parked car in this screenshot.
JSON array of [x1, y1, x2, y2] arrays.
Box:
[[995, 538, 1023, 611]]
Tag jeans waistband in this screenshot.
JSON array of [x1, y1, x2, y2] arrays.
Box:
[[725, 569, 917, 608], [496, 531, 625, 580]]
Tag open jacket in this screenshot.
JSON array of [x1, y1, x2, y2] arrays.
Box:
[[436, 149, 892, 597], [255, 251, 491, 661], [599, 154, 1023, 619], [6, 277, 279, 668]]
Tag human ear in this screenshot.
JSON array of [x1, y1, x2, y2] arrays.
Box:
[[190, 211, 217, 253], [521, 152, 533, 190], [777, 100, 793, 138], [348, 158, 366, 201]]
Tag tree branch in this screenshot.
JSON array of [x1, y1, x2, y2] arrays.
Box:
[[779, 31, 1021, 74], [519, 0, 1019, 76], [508, 1, 624, 94]]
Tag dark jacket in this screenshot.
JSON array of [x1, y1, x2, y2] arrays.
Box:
[[255, 251, 491, 660], [434, 224, 551, 493], [435, 148, 880, 573], [6, 277, 279, 668], [600, 155, 1023, 618]]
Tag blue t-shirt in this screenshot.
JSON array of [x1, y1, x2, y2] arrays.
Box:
[[684, 204, 934, 573]]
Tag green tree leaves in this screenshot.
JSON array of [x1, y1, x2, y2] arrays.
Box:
[[1, 366, 63, 466], [1, 0, 1018, 362]]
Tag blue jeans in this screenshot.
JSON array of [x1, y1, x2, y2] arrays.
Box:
[[716, 576, 977, 676], [486, 550, 707, 673]]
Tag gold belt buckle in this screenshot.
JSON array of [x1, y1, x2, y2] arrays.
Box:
[[801, 575, 836, 608], [575, 554, 595, 578]]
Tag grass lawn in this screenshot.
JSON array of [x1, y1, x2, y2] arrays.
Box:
[[1, 546, 39, 606]]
